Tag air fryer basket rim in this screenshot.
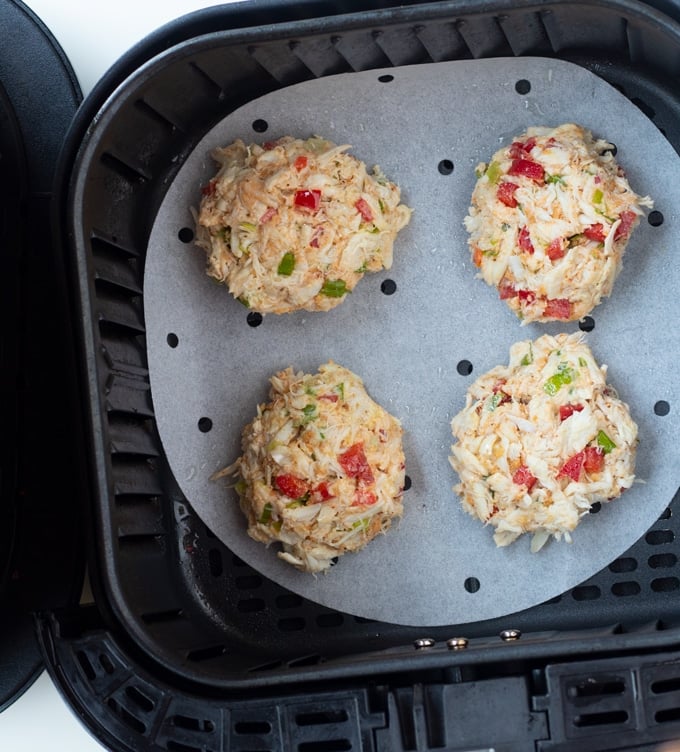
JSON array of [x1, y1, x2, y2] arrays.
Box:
[[57, 0, 680, 692]]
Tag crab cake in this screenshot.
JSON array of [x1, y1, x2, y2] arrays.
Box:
[[195, 136, 412, 314], [464, 123, 653, 323], [449, 333, 638, 551], [215, 361, 405, 572]]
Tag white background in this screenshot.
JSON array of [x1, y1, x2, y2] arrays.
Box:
[[1, 3, 237, 749]]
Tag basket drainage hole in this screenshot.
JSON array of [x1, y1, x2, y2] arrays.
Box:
[[252, 118, 268, 133], [403, 475, 412, 491], [515, 79, 531, 95], [464, 577, 480, 593], [457, 359, 473, 376], [574, 710, 628, 727], [234, 720, 272, 735], [178, 227, 194, 243], [438, 159, 454, 175], [381, 278, 397, 295], [198, 417, 213, 433], [167, 332, 179, 348], [172, 714, 215, 733], [590, 502, 601, 514], [579, 316, 595, 332], [378, 74, 394, 83], [247, 311, 264, 328], [654, 400, 670, 416], [648, 210, 664, 227]]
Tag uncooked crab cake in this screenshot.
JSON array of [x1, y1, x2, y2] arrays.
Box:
[[449, 333, 638, 551], [194, 136, 412, 314], [215, 361, 405, 573], [464, 123, 653, 323]]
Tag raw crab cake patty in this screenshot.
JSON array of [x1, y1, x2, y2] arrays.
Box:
[[449, 333, 638, 551], [216, 361, 405, 573], [195, 135, 412, 314], [464, 123, 653, 323]]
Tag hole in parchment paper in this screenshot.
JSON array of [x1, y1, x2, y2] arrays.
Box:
[[438, 159, 454, 175], [515, 79, 531, 95], [166, 333, 179, 348], [649, 210, 664, 227], [252, 118, 268, 133], [654, 400, 670, 416], [378, 74, 394, 83], [590, 502, 601, 514], [457, 359, 473, 376], [178, 227, 194, 243], [198, 417, 213, 433], [404, 475, 412, 491], [579, 316, 595, 332], [464, 577, 480, 593], [381, 279, 397, 295], [247, 312, 263, 328], [602, 143, 618, 157]]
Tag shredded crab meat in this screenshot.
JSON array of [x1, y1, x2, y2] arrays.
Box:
[[449, 332, 638, 550], [194, 136, 412, 314], [465, 123, 653, 323], [213, 361, 405, 573]]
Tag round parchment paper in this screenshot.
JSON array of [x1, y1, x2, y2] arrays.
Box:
[[144, 57, 680, 627]]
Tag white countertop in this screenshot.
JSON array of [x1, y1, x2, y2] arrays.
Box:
[[0, 3, 238, 749]]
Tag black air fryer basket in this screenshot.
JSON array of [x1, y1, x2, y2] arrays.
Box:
[[43, 0, 680, 749]]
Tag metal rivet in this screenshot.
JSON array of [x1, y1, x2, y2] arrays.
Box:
[[446, 637, 469, 650], [500, 628, 521, 641], [414, 638, 436, 649]]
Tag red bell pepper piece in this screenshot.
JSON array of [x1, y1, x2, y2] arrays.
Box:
[[583, 446, 605, 474], [517, 289, 536, 304], [614, 210, 637, 240], [497, 181, 519, 208], [546, 237, 566, 261], [543, 298, 572, 319], [338, 442, 375, 485], [294, 189, 321, 211], [518, 226, 534, 254], [512, 465, 537, 491], [559, 403, 584, 421], [584, 223, 607, 242], [355, 198, 374, 222], [508, 138, 536, 159], [313, 482, 334, 501], [558, 451, 585, 482], [294, 155, 308, 171], [508, 158, 545, 183], [498, 277, 517, 300], [274, 474, 309, 499]]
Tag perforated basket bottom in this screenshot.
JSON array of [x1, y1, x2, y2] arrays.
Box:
[[145, 57, 680, 627]]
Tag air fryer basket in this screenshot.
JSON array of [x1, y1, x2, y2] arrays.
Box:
[[56, 0, 680, 697]]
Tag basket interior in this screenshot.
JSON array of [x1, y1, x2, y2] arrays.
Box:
[[64, 0, 680, 689]]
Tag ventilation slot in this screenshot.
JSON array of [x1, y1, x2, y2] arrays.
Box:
[[166, 741, 202, 752], [646, 530, 674, 545], [172, 714, 215, 733], [125, 685, 154, 713], [107, 698, 146, 734], [296, 710, 349, 726], [567, 678, 626, 699], [652, 677, 680, 694], [76, 651, 96, 681], [100, 151, 151, 184], [573, 710, 628, 728], [298, 741, 351, 752], [141, 608, 183, 625], [186, 644, 227, 662], [656, 708, 680, 723], [135, 98, 181, 133], [234, 720, 272, 735]]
